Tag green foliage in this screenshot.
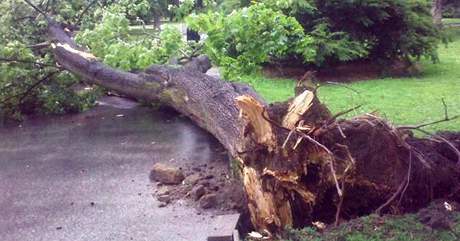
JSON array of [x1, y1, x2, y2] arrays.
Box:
[[0, 0, 103, 120], [0, 40, 99, 120], [170, 0, 218, 20], [0, 0, 196, 120], [268, 0, 441, 63], [319, 0, 440, 62], [261, 0, 315, 15], [187, 3, 316, 79], [117, 0, 151, 19], [309, 22, 369, 64], [216, 0, 250, 14], [76, 5, 186, 71], [37, 71, 101, 115], [190, 0, 441, 78]]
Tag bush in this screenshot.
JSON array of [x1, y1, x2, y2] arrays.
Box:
[[189, 0, 441, 78], [269, 0, 441, 63]]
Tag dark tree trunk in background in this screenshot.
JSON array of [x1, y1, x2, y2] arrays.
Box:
[[169, 0, 180, 21], [432, 0, 444, 28], [186, 28, 200, 41], [45, 19, 460, 234], [186, 0, 203, 42], [153, 13, 161, 30]]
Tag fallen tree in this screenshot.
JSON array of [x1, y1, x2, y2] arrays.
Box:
[[25, 0, 460, 235]]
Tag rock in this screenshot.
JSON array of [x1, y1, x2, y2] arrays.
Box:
[[157, 194, 171, 203], [184, 173, 202, 185], [206, 67, 221, 79], [150, 163, 185, 185], [209, 185, 219, 191], [158, 202, 167, 208], [199, 180, 210, 187], [199, 194, 217, 209], [156, 186, 170, 196], [204, 174, 214, 179], [191, 185, 206, 201]]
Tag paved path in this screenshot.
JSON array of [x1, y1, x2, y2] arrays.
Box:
[[0, 97, 222, 241]]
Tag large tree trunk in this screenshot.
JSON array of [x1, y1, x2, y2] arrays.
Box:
[[47, 19, 460, 234], [432, 0, 444, 28]]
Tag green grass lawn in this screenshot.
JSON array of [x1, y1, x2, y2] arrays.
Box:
[[282, 203, 460, 241], [239, 30, 460, 133], [443, 18, 460, 25]]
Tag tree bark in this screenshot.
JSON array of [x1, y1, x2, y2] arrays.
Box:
[[46, 19, 460, 234], [432, 0, 444, 28]]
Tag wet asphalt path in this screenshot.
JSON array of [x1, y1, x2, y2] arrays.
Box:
[[0, 97, 221, 241]]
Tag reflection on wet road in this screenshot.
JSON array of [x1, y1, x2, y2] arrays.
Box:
[[0, 97, 222, 241]]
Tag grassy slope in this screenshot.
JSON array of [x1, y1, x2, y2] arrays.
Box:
[[239, 29, 460, 133]]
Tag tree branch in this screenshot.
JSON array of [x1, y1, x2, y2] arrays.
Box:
[[398, 99, 459, 130], [23, 0, 51, 22], [75, 0, 99, 25]]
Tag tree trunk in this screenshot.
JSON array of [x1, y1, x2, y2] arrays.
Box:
[[153, 14, 161, 30], [432, 0, 444, 28], [47, 20, 460, 234]]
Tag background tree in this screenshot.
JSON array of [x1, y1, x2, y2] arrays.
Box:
[[432, 0, 444, 27], [148, 0, 169, 29], [443, 0, 460, 18]]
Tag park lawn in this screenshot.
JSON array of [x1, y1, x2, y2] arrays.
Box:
[[443, 18, 460, 25], [239, 30, 460, 133]]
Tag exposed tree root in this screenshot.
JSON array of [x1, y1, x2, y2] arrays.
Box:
[[238, 97, 460, 233]]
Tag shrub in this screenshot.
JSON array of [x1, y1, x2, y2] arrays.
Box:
[[269, 0, 441, 63], [189, 0, 441, 78]]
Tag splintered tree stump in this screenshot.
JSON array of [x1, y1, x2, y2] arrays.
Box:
[[236, 94, 460, 232], [40, 13, 460, 235]]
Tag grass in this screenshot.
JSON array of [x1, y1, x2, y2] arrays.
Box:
[[239, 29, 460, 133], [280, 206, 460, 241], [443, 18, 460, 25]]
